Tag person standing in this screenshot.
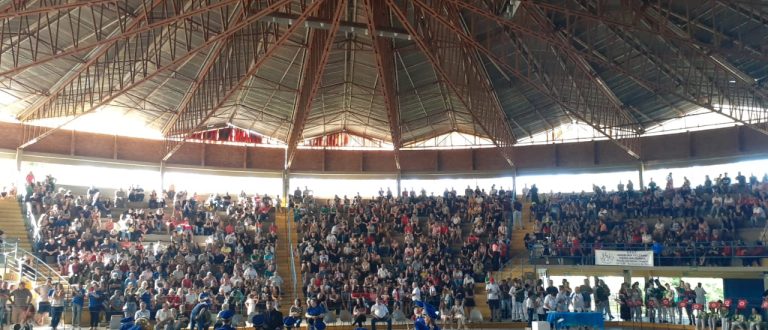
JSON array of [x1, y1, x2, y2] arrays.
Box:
[[87, 285, 103, 330], [9, 282, 32, 325], [0, 281, 10, 330], [595, 280, 613, 320], [580, 278, 593, 312], [486, 278, 501, 322], [71, 284, 85, 330], [49, 283, 66, 330]]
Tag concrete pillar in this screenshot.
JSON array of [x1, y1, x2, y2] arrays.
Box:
[[159, 161, 166, 191], [15, 148, 22, 172], [623, 269, 632, 284], [638, 161, 645, 190], [396, 172, 401, 196], [763, 273, 768, 292], [512, 167, 518, 198], [282, 170, 290, 208]]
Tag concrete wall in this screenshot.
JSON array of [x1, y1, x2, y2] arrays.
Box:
[[3, 122, 768, 175]]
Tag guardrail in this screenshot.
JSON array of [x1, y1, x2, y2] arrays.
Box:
[[21, 200, 40, 249], [1, 241, 68, 284], [286, 208, 298, 301], [526, 241, 768, 266]]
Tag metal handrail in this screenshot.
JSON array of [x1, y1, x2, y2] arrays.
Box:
[[286, 208, 299, 301], [21, 201, 40, 247]]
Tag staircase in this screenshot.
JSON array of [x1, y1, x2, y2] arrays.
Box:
[[0, 198, 32, 251], [274, 210, 298, 314], [473, 202, 536, 321]]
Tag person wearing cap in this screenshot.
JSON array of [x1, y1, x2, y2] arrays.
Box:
[[262, 300, 283, 330], [305, 298, 326, 330], [413, 304, 440, 330], [215, 310, 235, 330], [370, 297, 392, 330]]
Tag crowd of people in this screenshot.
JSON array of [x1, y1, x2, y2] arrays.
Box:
[[524, 172, 768, 267], [485, 275, 768, 330], [1, 172, 284, 330], [3, 168, 768, 330], [293, 184, 516, 329]]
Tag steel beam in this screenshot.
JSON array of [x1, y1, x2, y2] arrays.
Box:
[[0, 0, 242, 80], [387, 0, 516, 167], [285, 0, 346, 169], [17, 0, 294, 149], [452, 1, 642, 157], [162, 0, 330, 161], [17, 0, 166, 121], [0, 0, 121, 21], [363, 0, 401, 170]]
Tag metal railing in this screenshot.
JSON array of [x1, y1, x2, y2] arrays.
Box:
[[526, 241, 768, 267], [21, 200, 40, 249], [287, 208, 299, 301], [1, 241, 68, 284]]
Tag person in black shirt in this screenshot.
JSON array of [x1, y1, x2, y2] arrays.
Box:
[[260, 301, 282, 330]]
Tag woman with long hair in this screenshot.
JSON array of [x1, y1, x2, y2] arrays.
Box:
[[49, 283, 65, 330]]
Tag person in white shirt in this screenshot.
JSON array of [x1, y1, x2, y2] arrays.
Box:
[[486, 278, 501, 322], [543, 292, 557, 313], [450, 303, 468, 330], [135, 302, 151, 320], [155, 303, 176, 330], [370, 298, 391, 330], [269, 272, 284, 289], [411, 283, 422, 303], [525, 291, 536, 325], [555, 287, 569, 312], [571, 287, 585, 312], [694, 283, 707, 305]]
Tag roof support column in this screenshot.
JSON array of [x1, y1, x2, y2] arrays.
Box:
[[638, 161, 645, 192], [282, 169, 290, 211]]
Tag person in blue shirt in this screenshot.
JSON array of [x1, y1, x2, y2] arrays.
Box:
[[304, 298, 326, 330], [88, 285, 104, 330], [189, 299, 212, 330], [71, 284, 85, 330], [215, 310, 236, 330], [119, 317, 134, 330], [413, 306, 440, 330]]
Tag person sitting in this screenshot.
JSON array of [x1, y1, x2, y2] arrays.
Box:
[[370, 297, 392, 330], [285, 299, 303, 330], [155, 303, 176, 330], [262, 301, 283, 330], [352, 298, 367, 328], [304, 298, 326, 330]]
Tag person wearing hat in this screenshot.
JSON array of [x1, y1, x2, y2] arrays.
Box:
[[262, 301, 283, 330], [413, 303, 440, 330], [304, 298, 326, 330], [215, 310, 235, 330]]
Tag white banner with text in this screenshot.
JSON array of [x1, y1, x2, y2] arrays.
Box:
[[595, 250, 654, 267]]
